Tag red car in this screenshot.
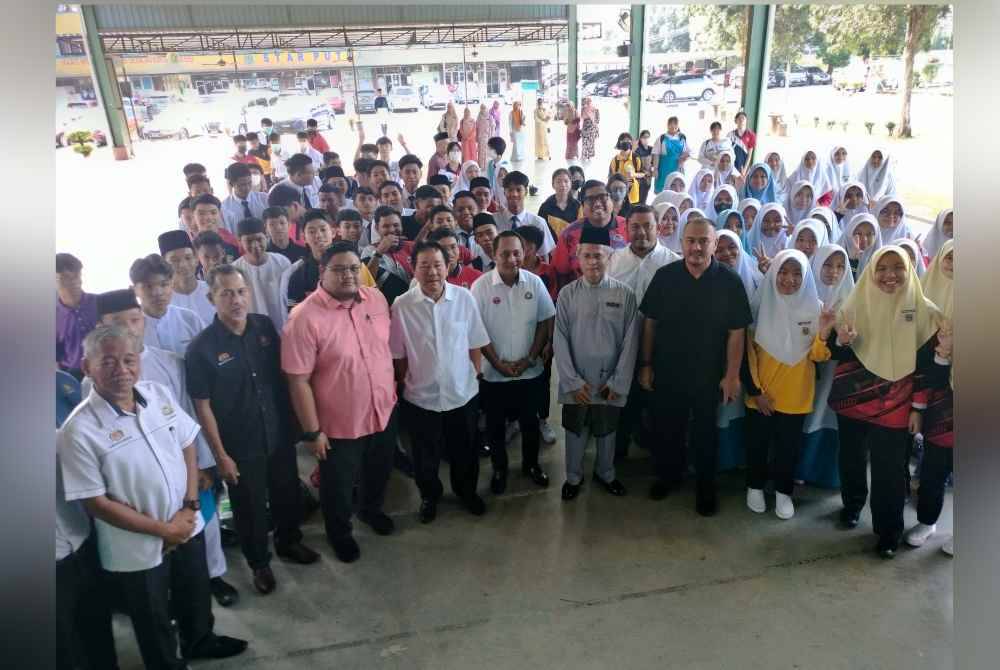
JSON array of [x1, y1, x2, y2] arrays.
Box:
[[327, 87, 347, 114]]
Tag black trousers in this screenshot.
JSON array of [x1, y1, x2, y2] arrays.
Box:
[[538, 361, 553, 421], [319, 408, 398, 540], [483, 378, 542, 473], [403, 397, 480, 502], [615, 375, 654, 460], [651, 387, 720, 495], [112, 531, 214, 670], [56, 536, 119, 670], [838, 416, 910, 543], [917, 442, 954, 526], [745, 409, 806, 495], [226, 445, 304, 569], [638, 177, 652, 205]]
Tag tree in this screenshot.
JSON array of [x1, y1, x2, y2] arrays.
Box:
[[646, 6, 690, 54], [686, 5, 747, 54]]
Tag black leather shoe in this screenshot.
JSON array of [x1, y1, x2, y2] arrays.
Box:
[[649, 480, 672, 501], [523, 465, 550, 488], [276, 542, 320, 564], [330, 535, 361, 563], [491, 470, 508, 495], [209, 577, 239, 607], [252, 566, 276, 595], [359, 511, 395, 536], [419, 499, 437, 524], [840, 508, 861, 529], [219, 526, 240, 547], [876, 538, 898, 559], [188, 634, 248, 660], [561, 481, 582, 500], [594, 475, 626, 496], [479, 443, 492, 459], [696, 494, 718, 517], [462, 494, 487, 516]]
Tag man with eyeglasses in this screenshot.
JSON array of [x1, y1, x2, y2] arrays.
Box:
[[551, 180, 629, 289], [283, 242, 399, 563]]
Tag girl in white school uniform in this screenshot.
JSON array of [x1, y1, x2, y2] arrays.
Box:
[[894, 238, 926, 278], [920, 208, 953, 263], [827, 145, 852, 192], [653, 202, 682, 253], [833, 180, 870, 226], [798, 244, 855, 488], [689, 168, 716, 212], [787, 218, 826, 260], [873, 195, 914, 242], [747, 203, 790, 273], [856, 148, 897, 206], [764, 151, 790, 201], [785, 180, 818, 228], [650, 171, 689, 209], [839, 212, 883, 278], [787, 148, 835, 207], [707, 184, 739, 220], [808, 205, 842, 246], [739, 198, 761, 235], [741, 249, 833, 518]]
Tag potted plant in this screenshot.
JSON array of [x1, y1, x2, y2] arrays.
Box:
[[886, 121, 896, 137], [826, 120, 836, 131], [840, 121, 849, 132], [793, 114, 800, 127], [67, 130, 95, 158], [864, 121, 875, 135], [814, 116, 820, 128]]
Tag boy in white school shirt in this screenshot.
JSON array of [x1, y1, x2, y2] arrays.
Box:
[[221, 162, 269, 236], [129, 254, 205, 356], [233, 217, 292, 331], [159, 230, 216, 325]]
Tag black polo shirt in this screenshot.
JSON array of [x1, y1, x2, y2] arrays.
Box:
[[185, 314, 292, 461], [268, 239, 308, 264], [400, 214, 423, 241], [639, 258, 752, 395], [285, 254, 321, 312]]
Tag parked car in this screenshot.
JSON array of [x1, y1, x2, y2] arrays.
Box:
[[269, 93, 334, 134], [772, 65, 809, 87], [356, 87, 377, 114], [644, 74, 716, 103], [327, 87, 347, 114], [803, 66, 832, 85], [387, 85, 421, 113], [420, 84, 453, 110], [141, 104, 210, 140], [706, 68, 731, 87]]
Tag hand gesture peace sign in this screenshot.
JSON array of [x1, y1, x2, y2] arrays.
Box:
[[818, 301, 840, 336], [836, 320, 858, 347], [753, 243, 771, 274]]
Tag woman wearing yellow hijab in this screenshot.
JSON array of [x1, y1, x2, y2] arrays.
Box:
[[905, 240, 954, 555], [826, 245, 945, 559]]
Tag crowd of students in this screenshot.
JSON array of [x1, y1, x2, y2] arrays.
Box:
[[54, 106, 954, 669]]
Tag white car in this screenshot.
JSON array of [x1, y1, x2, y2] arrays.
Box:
[[454, 83, 485, 104], [421, 84, 453, 110], [388, 86, 421, 113], [141, 104, 210, 140], [644, 74, 716, 103]]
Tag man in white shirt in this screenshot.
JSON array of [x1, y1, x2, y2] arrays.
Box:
[[233, 217, 292, 331], [129, 254, 205, 355], [58, 325, 248, 668], [158, 230, 216, 324], [398, 154, 423, 209], [470, 230, 557, 495], [698, 121, 735, 170], [221, 163, 269, 235], [91, 288, 239, 607], [493, 171, 556, 257], [269, 153, 319, 211], [295, 130, 325, 170], [390, 240, 491, 524]]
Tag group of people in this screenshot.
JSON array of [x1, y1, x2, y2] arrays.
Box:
[[55, 102, 954, 670]]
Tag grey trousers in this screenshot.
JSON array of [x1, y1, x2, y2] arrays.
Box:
[[565, 427, 617, 486]]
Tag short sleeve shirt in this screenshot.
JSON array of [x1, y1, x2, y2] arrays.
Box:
[[639, 259, 752, 393], [58, 381, 203, 572]]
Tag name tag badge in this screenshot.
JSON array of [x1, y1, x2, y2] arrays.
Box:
[[524, 291, 534, 300], [902, 309, 916, 323], [217, 352, 234, 366], [162, 404, 175, 417], [606, 301, 622, 308], [109, 429, 125, 443]]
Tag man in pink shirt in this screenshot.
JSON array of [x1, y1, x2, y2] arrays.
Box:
[[282, 241, 398, 564]]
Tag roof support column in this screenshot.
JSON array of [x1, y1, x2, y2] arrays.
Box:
[[80, 5, 132, 160], [740, 4, 774, 142], [627, 5, 645, 138], [567, 5, 578, 108]]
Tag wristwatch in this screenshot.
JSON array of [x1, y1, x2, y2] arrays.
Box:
[[301, 429, 322, 442], [183, 498, 201, 512]]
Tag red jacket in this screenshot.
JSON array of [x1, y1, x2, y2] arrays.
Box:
[[551, 217, 629, 290], [448, 264, 483, 290], [309, 133, 330, 154]]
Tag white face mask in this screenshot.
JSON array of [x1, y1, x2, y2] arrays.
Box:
[[251, 174, 262, 187], [449, 151, 462, 163], [488, 149, 498, 160]]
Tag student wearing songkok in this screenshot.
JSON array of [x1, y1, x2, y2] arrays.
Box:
[[159, 230, 216, 324]]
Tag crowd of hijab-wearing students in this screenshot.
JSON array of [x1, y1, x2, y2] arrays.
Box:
[[644, 139, 954, 559]]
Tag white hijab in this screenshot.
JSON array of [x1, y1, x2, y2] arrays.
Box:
[[707, 184, 739, 220], [787, 218, 828, 254], [839, 212, 883, 274], [653, 202, 682, 253], [738, 198, 762, 232], [834, 180, 870, 222], [893, 238, 926, 278], [827, 145, 852, 189], [747, 202, 790, 259], [454, 160, 481, 194], [808, 205, 842, 245], [764, 151, 790, 198], [872, 195, 913, 242], [714, 150, 739, 188], [784, 180, 818, 227], [788, 148, 833, 198], [717, 229, 761, 302], [751, 249, 822, 366], [689, 168, 715, 211], [856, 148, 897, 201], [921, 208, 953, 260], [811, 244, 855, 308]]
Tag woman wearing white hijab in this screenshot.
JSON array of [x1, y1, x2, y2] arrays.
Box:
[[894, 238, 926, 277], [872, 195, 913, 242], [714, 149, 741, 189], [827, 145, 852, 191], [784, 180, 818, 227], [856, 148, 897, 206], [786, 218, 826, 258], [747, 203, 790, 270], [688, 167, 715, 211], [764, 151, 790, 200], [838, 212, 882, 277], [808, 205, 842, 246], [826, 245, 945, 558], [787, 148, 834, 207], [833, 180, 870, 225], [920, 208, 953, 263], [492, 159, 512, 211], [741, 249, 832, 519], [738, 197, 761, 231], [653, 201, 682, 253], [707, 184, 739, 220], [907, 240, 954, 554], [651, 171, 689, 208], [799, 244, 855, 489], [716, 228, 762, 302], [678, 207, 707, 236], [453, 159, 481, 195]]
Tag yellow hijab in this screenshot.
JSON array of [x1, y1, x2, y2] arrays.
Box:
[[921, 239, 953, 321], [836, 245, 942, 381]]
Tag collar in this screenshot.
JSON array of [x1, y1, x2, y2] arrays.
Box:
[[490, 268, 521, 287], [582, 275, 610, 289], [417, 282, 455, 303], [313, 285, 368, 309], [89, 386, 148, 427], [212, 314, 256, 340]]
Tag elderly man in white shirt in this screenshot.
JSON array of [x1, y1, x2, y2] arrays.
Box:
[[470, 230, 557, 495], [492, 170, 556, 257], [390, 240, 491, 524], [58, 325, 248, 669], [607, 205, 681, 463], [158, 230, 216, 324], [130, 253, 205, 356], [233, 217, 292, 331], [220, 162, 269, 236]]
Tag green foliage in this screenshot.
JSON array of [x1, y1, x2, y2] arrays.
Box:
[[826, 120, 837, 131], [686, 5, 747, 53], [66, 130, 93, 146], [865, 121, 875, 134], [922, 61, 940, 84], [73, 144, 94, 157], [646, 5, 691, 54], [886, 121, 897, 136]]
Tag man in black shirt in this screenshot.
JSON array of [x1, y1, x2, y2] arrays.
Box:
[[262, 206, 308, 264], [186, 265, 319, 595], [638, 215, 751, 516], [400, 185, 444, 240], [284, 209, 335, 312]]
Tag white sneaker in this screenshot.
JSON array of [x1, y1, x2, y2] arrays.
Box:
[[904, 523, 937, 547], [941, 535, 954, 556], [775, 492, 795, 520], [746, 488, 766, 514], [539, 420, 557, 445], [505, 420, 520, 443]]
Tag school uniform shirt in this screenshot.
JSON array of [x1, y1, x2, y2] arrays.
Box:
[[360, 242, 415, 306], [233, 252, 292, 331], [537, 195, 582, 239], [58, 381, 205, 572], [493, 209, 557, 256], [271, 177, 320, 210], [185, 314, 292, 462], [389, 283, 491, 412], [170, 280, 216, 326], [608, 242, 681, 305], [727, 128, 757, 173], [57, 293, 99, 372], [220, 191, 269, 236], [554, 275, 641, 408], [471, 255, 495, 273], [267, 239, 309, 265], [143, 304, 205, 357], [698, 137, 735, 169], [470, 268, 557, 384], [639, 258, 753, 395], [743, 335, 831, 414]]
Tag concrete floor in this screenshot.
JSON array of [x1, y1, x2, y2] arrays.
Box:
[[108, 434, 954, 670]]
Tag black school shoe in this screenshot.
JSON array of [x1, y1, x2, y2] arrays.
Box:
[[187, 634, 248, 660], [561, 481, 582, 501], [209, 577, 239, 607], [522, 464, 550, 488], [330, 535, 361, 563], [593, 474, 626, 496], [359, 511, 395, 536], [840, 507, 862, 529], [491, 470, 508, 495]]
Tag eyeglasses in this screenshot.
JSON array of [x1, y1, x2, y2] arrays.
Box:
[[584, 193, 610, 204], [326, 265, 361, 275]]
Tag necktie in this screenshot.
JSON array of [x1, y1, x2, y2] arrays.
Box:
[[302, 189, 313, 209], [407, 194, 416, 209], [241, 200, 252, 219], [510, 215, 519, 229]]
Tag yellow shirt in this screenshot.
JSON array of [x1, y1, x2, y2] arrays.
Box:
[[361, 264, 376, 288], [609, 154, 641, 204], [745, 334, 831, 415]]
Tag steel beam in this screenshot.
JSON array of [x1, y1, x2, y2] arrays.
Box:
[[80, 6, 132, 160], [741, 5, 774, 143], [628, 5, 645, 138], [567, 5, 578, 108]]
